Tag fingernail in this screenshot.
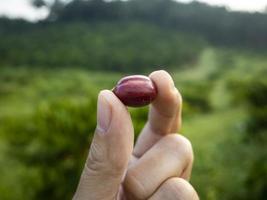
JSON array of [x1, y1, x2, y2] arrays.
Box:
[[97, 91, 112, 133]]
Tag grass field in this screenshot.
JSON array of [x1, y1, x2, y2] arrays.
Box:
[[0, 49, 266, 199]]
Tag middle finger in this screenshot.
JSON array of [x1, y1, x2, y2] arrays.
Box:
[[133, 70, 183, 158]]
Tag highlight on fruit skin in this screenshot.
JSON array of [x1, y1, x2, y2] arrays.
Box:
[[112, 75, 158, 107]]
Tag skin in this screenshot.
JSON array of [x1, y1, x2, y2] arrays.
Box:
[[73, 70, 199, 200]]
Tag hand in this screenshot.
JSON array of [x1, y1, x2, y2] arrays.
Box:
[[73, 70, 199, 200]]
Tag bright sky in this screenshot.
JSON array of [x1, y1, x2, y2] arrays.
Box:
[[0, 0, 266, 21], [0, 0, 49, 21]]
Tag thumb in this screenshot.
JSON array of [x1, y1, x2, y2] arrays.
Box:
[[74, 90, 134, 200]]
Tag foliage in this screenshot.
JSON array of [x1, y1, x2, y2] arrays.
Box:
[[1, 98, 98, 199], [0, 22, 204, 72], [1, 0, 267, 198], [1, 0, 267, 72], [181, 82, 212, 115], [36, 0, 267, 48], [0, 48, 267, 199], [227, 78, 267, 138], [226, 71, 267, 200]]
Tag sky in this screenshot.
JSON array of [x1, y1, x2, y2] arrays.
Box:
[[0, 0, 266, 21]]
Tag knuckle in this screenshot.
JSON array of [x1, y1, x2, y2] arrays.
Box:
[[87, 141, 107, 173], [169, 88, 182, 108], [177, 91, 183, 110], [164, 178, 199, 200], [164, 134, 194, 164], [87, 141, 124, 177], [174, 87, 183, 104], [165, 87, 181, 108], [86, 135, 128, 175], [124, 169, 147, 200]]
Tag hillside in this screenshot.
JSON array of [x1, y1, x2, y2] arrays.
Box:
[[1, 0, 267, 72], [0, 0, 267, 199], [0, 49, 266, 199]]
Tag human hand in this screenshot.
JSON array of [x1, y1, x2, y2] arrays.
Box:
[[73, 70, 199, 200]]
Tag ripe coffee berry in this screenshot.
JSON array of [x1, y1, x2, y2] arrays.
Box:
[[112, 75, 157, 107]]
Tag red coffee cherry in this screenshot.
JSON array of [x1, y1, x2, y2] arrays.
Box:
[[113, 75, 157, 107]]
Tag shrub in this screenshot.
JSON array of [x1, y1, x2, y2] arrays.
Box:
[[2, 98, 97, 199]]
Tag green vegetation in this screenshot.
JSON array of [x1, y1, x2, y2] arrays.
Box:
[[0, 49, 266, 199], [35, 0, 267, 48], [2, 0, 267, 71], [0, 22, 204, 71], [0, 0, 267, 199]]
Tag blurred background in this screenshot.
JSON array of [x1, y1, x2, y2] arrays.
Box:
[[0, 0, 267, 199]]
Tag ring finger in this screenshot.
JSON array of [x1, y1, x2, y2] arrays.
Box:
[[123, 134, 194, 200], [149, 178, 199, 200]]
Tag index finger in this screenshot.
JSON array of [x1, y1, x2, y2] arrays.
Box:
[[133, 70, 182, 157]]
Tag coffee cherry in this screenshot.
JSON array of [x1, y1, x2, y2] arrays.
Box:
[[113, 75, 157, 107]]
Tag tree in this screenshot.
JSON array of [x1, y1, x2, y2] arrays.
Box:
[[31, 0, 47, 8], [49, 0, 66, 21], [32, 0, 66, 21]]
